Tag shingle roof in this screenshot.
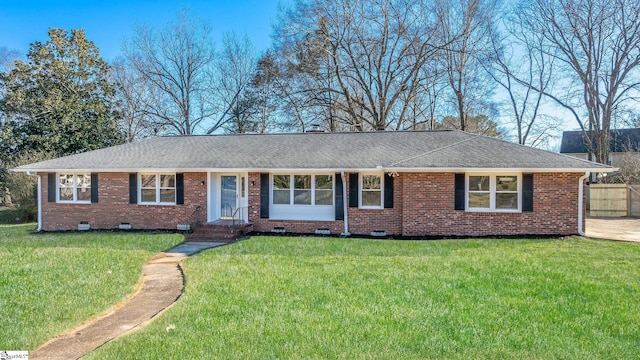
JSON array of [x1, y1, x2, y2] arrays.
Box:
[[560, 128, 640, 154], [15, 130, 612, 172]]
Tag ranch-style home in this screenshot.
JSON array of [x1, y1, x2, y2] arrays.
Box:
[[15, 130, 612, 238]]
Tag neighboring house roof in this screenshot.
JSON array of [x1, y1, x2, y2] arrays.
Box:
[[560, 128, 640, 154], [15, 130, 612, 173]]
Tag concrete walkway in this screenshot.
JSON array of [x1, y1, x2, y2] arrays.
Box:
[[31, 242, 225, 360], [586, 218, 640, 243]]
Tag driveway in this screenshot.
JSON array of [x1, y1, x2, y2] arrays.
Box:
[[586, 218, 640, 243]]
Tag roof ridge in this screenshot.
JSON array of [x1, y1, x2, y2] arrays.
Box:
[[159, 130, 455, 138], [387, 132, 479, 167]]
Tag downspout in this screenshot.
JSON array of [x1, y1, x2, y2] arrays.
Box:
[[341, 170, 350, 237], [577, 172, 589, 236], [27, 171, 42, 232]]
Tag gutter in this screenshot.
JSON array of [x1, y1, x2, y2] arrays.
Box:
[[577, 172, 589, 236], [341, 170, 350, 237], [26, 171, 42, 232]]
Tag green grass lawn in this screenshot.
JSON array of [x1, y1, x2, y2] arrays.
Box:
[[0, 224, 183, 351], [87, 236, 640, 359]]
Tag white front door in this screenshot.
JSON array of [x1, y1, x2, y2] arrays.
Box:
[[218, 174, 248, 221], [220, 175, 237, 219]]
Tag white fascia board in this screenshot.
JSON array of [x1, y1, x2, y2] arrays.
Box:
[[13, 166, 618, 173], [384, 167, 618, 173], [13, 167, 386, 173]]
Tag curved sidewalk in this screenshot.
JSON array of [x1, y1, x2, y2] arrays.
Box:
[[31, 242, 224, 360]]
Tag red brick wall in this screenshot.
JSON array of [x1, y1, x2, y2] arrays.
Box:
[[41, 172, 207, 231], [248, 172, 583, 237], [400, 172, 582, 236], [247, 173, 346, 234], [40, 171, 584, 236]]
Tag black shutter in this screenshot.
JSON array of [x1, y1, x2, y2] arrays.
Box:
[[129, 173, 137, 204], [384, 174, 394, 208], [176, 173, 184, 205], [522, 174, 534, 212], [48, 173, 56, 202], [260, 173, 269, 218], [90, 173, 99, 203], [349, 173, 358, 207], [335, 173, 344, 220], [454, 173, 465, 210]]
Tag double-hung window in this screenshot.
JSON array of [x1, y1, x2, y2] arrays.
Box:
[[139, 173, 176, 205], [466, 174, 520, 212], [272, 174, 333, 206], [58, 173, 91, 203], [359, 173, 383, 209]]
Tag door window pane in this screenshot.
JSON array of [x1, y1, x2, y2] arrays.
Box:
[[221, 176, 237, 217]]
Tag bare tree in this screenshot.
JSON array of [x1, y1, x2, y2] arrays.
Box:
[[440, 0, 501, 132], [488, 11, 560, 147], [122, 9, 216, 135], [272, 0, 452, 131], [111, 59, 158, 142], [517, 0, 640, 163], [0, 47, 21, 73], [208, 31, 258, 134]]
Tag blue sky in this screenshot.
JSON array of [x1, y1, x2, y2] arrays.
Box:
[[0, 0, 285, 61]]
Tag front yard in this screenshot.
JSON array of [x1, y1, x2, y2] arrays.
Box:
[[2, 222, 639, 358], [90, 235, 640, 359], [0, 223, 183, 350]]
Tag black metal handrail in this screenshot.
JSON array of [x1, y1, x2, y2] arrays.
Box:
[[185, 206, 204, 233], [231, 206, 248, 238]]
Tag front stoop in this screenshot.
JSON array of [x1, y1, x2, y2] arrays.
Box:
[[187, 222, 253, 242]]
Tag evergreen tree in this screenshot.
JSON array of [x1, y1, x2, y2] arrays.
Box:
[[0, 28, 123, 162]]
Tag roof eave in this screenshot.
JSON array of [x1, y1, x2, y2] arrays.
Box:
[[13, 166, 617, 173]]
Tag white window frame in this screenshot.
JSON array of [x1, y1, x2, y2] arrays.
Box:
[[57, 173, 91, 204], [359, 172, 384, 209], [138, 173, 176, 205], [270, 173, 334, 207], [465, 173, 521, 213]]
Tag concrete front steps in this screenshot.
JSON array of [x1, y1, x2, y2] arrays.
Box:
[[187, 221, 253, 242]]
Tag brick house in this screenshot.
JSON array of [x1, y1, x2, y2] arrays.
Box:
[[15, 131, 612, 238]]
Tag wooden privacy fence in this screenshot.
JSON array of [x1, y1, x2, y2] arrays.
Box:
[[630, 185, 640, 217], [588, 184, 640, 217]]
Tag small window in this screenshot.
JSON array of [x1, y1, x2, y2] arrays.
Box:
[[57, 173, 91, 203], [315, 175, 333, 205], [468, 176, 490, 209], [496, 176, 518, 209], [139, 173, 176, 204], [273, 175, 291, 205], [466, 174, 520, 212], [360, 173, 383, 209], [294, 175, 312, 205]]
